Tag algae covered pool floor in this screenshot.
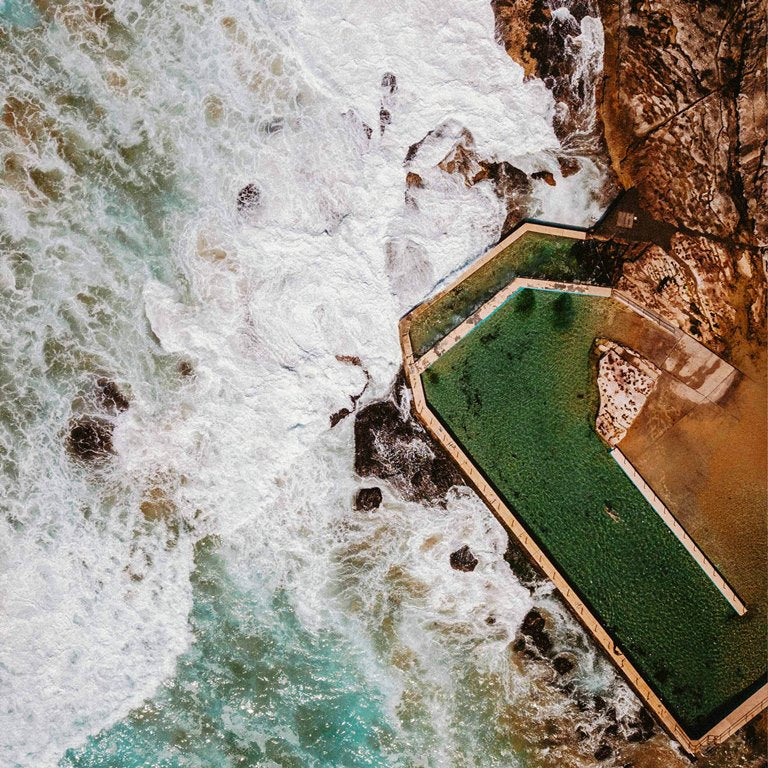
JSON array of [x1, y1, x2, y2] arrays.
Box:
[[421, 288, 767, 737]]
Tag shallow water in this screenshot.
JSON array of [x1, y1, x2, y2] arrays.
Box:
[[0, 2, 761, 767]]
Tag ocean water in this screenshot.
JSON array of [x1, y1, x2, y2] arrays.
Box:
[[1, 2, 746, 767]]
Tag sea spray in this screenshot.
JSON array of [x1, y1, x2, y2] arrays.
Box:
[[0, 1, 685, 766]]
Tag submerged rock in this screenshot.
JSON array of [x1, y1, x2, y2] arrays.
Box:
[[354, 487, 382, 511], [552, 653, 576, 676], [449, 545, 478, 572], [67, 416, 114, 462], [381, 71, 397, 94], [594, 742, 613, 761], [95, 377, 129, 413]]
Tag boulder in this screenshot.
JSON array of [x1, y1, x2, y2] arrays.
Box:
[[67, 416, 113, 462], [354, 370, 465, 505], [519, 608, 553, 655], [354, 487, 383, 511], [449, 545, 478, 572]]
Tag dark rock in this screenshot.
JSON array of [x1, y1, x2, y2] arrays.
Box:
[[354, 486, 382, 511], [330, 407, 351, 428], [449, 545, 478, 572], [594, 743, 613, 761], [503, 535, 540, 589], [531, 170, 556, 186], [519, 608, 552, 655], [485, 615, 496, 625], [353, 370, 465, 505], [236, 183, 260, 212], [552, 653, 576, 676], [178, 360, 194, 377], [67, 416, 114, 462], [95, 377, 129, 413], [379, 107, 391, 134], [625, 707, 655, 743], [381, 72, 397, 94], [575, 725, 590, 741]]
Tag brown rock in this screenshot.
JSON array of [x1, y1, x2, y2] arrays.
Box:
[[354, 487, 382, 511], [532, 170, 556, 186], [449, 545, 479, 572], [594, 742, 613, 761], [330, 407, 351, 428], [597, 0, 767, 244], [558, 156, 581, 177]]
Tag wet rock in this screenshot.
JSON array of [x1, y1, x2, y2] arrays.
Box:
[[354, 370, 465, 505], [552, 653, 576, 676], [558, 156, 581, 177], [354, 486, 382, 512], [502, 535, 540, 590], [449, 545, 478, 572], [67, 416, 113, 462], [519, 608, 553, 655], [625, 707, 655, 743], [404, 122, 533, 233], [95, 377, 129, 413], [379, 107, 391, 134], [236, 183, 260, 212], [381, 72, 397, 94], [594, 742, 613, 761], [330, 407, 351, 428], [531, 169, 556, 186]]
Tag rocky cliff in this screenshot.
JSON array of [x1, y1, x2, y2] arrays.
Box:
[[491, 0, 766, 369]]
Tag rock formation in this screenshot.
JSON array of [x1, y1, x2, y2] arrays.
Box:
[[353, 370, 465, 505], [449, 545, 479, 572], [594, 339, 661, 447]]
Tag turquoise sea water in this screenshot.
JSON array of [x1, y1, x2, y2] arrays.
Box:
[[61, 540, 397, 768]]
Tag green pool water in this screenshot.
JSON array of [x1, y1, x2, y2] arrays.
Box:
[[422, 288, 767, 736]]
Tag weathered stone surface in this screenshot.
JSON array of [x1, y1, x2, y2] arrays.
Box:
[[449, 545, 479, 572], [354, 371, 465, 505], [597, 0, 767, 245], [616, 234, 766, 364], [594, 340, 661, 447], [354, 486, 383, 512]]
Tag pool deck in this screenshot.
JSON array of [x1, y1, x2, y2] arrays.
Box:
[[398, 221, 768, 754]]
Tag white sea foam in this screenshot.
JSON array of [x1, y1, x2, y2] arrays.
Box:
[[0, 0, 620, 765]]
